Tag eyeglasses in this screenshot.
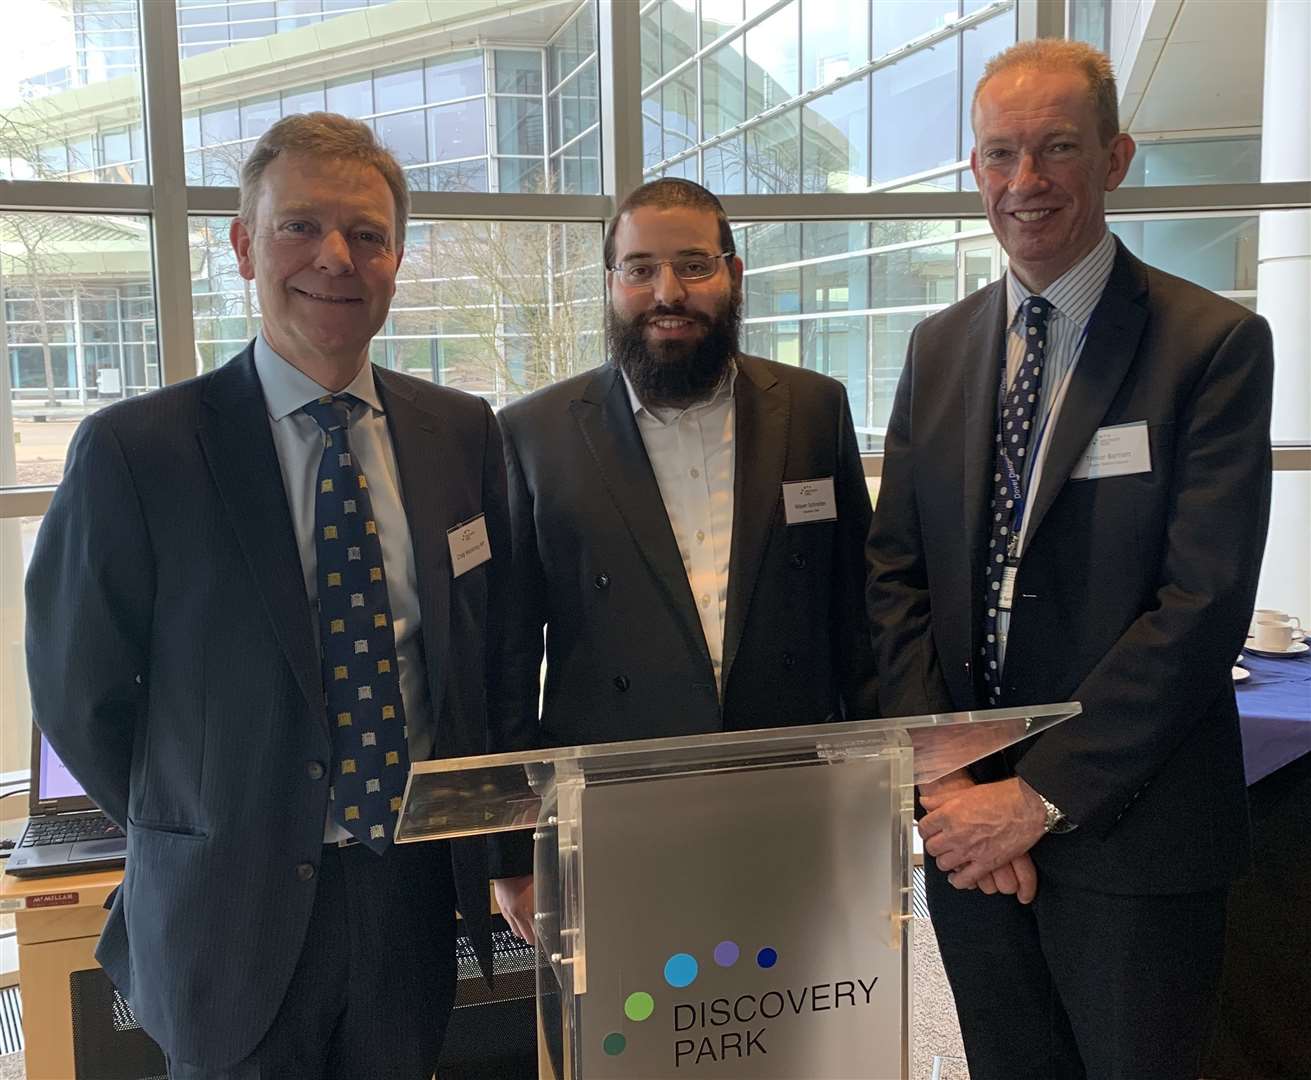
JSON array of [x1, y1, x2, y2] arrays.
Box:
[[607, 252, 732, 288]]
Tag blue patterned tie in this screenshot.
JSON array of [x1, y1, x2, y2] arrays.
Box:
[[302, 395, 409, 853], [980, 298, 1051, 706]]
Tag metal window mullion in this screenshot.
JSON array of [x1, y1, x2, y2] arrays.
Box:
[[600, 0, 645, 205], [140, 0, 196, 388]]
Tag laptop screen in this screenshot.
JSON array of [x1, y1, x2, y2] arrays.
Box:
[[36, 730, 88, 801]]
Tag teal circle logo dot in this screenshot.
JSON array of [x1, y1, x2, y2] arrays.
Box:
[[602, 1032, 626, 1056], [664, 952, 698, 988], [757, 947, 778, 969], [625, 991, 654, 1021]]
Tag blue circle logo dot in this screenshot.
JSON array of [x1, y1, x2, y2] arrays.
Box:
[[756, 947, 778, 969], [664, 952, 698, 988]]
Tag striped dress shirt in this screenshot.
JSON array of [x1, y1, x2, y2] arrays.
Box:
[[997, 230, 1117, 668]]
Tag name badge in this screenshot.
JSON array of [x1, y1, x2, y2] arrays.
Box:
[[447, 513, 491, 578], [998, 565, 1018, 611], [782, 477, 837, 525], [1070, 420, 1151, 481]]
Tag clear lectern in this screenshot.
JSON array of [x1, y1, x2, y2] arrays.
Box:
[[396, 704, 1077, 1079]]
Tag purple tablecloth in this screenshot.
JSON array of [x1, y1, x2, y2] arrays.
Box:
[[1236, 647, 1311, 784]]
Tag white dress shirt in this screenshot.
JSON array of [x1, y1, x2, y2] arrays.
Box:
[[997, 230, 1117, 668], [252, 335, 433, 842], [624, 362, 738, 692]]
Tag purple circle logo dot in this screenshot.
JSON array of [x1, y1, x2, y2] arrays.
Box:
[[756, 946, 778, 969], [713, 940, 739, 967]]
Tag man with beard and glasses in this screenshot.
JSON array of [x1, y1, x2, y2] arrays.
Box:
[[487, 179, 879, 940]]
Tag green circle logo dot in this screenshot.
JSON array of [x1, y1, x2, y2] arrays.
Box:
[[602, 1032, 627, 1056], [624, 991, 655, 1022]]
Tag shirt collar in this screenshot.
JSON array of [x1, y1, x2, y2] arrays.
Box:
[[253, 332, 384, 421], [1005, 230, 1116, 332], [623, 356, 739, 425]]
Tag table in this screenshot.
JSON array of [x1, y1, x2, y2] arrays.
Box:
[[1236, 646, 1311, 783]]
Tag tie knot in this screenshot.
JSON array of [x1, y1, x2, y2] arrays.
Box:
[[1022, 298, 1051, 330], [301, 394, 357, 434]]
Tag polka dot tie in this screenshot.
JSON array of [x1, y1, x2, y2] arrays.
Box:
[[980, 298, 1051, 706], [302, 395, 410, 853]]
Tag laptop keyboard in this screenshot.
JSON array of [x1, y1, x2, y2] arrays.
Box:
[[20, 815, 124, 848]]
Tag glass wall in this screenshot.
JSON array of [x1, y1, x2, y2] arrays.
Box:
[[642, 0, 1016, 194]]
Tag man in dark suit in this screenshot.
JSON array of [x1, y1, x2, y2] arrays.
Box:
[[489, 178, 878, 940], [866, 40, 1273, 1079], [25, 114, 508, 1079]]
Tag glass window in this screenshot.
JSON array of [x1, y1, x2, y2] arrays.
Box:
[[0, 0, 144, 185], [241, 95, 282, 141], [326, 75, 373, 117], [427, 51, 485, 103], [377, 109, 427, 167], [873, 0, 956, 53], [427, 99, 487, 162], [661, 70, 698, 163], [872, 43, 957, 187], [375, 64, 425, 113], [803, 80, 869, 193], [1122, 138, 1262, 187], [496, 98, 545, 158], [702, 0, 742, 47], [494, 50, 543, 95], [1, 212, 159, 485], [661, 0, 697, 75], [1109, 215, 1258, 297], [747, 111, 800, 194], [746, 3, 799, 116], [282, 84, 327, 115], [704, 40, 746, 139], [802, 0, 869, 92]]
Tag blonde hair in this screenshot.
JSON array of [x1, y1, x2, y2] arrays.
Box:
[[238, 112, 410, 237], [972, 39, 1120, 145]]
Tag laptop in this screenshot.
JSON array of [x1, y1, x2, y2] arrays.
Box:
[[7, 724, 127, 877]]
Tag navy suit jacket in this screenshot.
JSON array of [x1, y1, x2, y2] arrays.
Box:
[[867, 242, 1273, 894], [25, 344, 509, 1067]]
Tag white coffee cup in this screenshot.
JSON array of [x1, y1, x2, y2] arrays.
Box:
[[1255, 609, 1302, 630], [1254, 621, 1294, 652]]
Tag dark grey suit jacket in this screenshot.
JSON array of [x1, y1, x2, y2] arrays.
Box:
[[866, 241, 1273, 895], [490, 355, 878, 873], [25, 344, 509, 1067]]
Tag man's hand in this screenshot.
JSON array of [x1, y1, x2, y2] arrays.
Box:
[[492, 875, 535, 945], [918, 771, 1039, 902], [919, 777, 1047, 891]]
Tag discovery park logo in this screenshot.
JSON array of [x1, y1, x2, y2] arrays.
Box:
[[601, 937, 879, 1069]]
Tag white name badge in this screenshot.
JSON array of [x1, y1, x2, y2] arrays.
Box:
[[999, 565, 1018, 611], [1070, 420, 1152, 481], [782, 476, 837, 525], [447, 513, 491, 577]]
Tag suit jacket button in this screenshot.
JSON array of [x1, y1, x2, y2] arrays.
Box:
[[296, 863, 316, 882], [782, 652, 796, 669], [306, 761, 325, 780], [613, 675, 630, 691], [789, 553, 806, 569], [594, 573, 610, 589]]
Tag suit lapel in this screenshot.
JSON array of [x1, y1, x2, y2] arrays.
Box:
[[721, 356, 787, 692], [374, 368, 457, 746], [1023, 245, 1149, 544], [198, 346, 323, 722], [570, 366, 713, 673]]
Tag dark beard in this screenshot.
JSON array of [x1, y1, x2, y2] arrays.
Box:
[[607, 292, 742, 410]]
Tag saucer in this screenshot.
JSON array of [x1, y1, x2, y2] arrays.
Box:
[[1245, 640, 1310, 658], [1232, 666, 1250, 682]]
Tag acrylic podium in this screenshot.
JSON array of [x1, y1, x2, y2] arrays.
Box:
[[396, 704, 1078, 1079]]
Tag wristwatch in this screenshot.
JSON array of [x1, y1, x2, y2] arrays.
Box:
[[1037, 791, 1077, 834]]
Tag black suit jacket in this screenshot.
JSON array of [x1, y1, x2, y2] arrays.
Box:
[[867, 242, 1273, 895], [25, 345, 509, 1067], [490, 356, 877, 870]]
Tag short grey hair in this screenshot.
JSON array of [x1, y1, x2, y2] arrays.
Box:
[[972, 39, 1121, 146], [238, 112, 410, 237]]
